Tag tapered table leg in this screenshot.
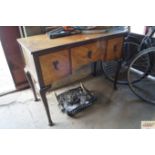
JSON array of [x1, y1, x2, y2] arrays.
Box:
[[40, 89, 54, 126], [91, 61, 97, 76], [113, 60, 122, 90], [24, 69, 40, 101]]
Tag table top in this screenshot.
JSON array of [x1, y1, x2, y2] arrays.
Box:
[[17, 29, 128, 53]]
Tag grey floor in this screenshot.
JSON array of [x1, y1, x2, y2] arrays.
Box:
[[0, 75, 155, 129]]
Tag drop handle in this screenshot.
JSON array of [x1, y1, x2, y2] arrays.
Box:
[[52, 60, 59, 70], [87, 50, 92, 59]]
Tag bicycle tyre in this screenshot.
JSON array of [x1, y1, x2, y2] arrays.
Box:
[[127, 47, 155, 104]]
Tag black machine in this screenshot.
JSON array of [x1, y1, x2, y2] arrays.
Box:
[[55, 83, 97, 117], [47, 26, 81, 39]]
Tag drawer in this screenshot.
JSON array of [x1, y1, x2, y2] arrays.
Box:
[[39, 49, 70, 86], [106, 37, 124, 61], [71, 41, 105, 70]]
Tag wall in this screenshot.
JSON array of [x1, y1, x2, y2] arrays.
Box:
[[0, 26, 28, 90]]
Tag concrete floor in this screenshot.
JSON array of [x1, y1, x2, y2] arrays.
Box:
[[0, 75, 155, 129]]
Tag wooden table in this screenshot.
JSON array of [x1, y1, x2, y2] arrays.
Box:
[[17, 29, 128, 126]]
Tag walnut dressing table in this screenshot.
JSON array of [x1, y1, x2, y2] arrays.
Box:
[[17, 29, 127, 126]]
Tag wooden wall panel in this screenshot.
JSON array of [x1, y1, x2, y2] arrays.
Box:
[[0, 26, 28, 89]]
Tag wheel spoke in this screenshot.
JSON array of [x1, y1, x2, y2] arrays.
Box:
[[128, 47, 155, 104]]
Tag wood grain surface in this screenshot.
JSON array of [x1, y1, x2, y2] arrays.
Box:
[[39, 49, 70, 86], [105, 37, 124, 60], [71, 41, 106, 70], [17, 29, 127, 53]]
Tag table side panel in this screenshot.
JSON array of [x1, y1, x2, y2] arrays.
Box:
[[21, 47, 39, 83]]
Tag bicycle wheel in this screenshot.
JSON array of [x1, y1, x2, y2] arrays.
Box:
[[102, 41, 139, 84], [127, 47, 155, 104]]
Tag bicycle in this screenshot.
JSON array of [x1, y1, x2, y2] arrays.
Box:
[[102, 27, 155, 90], [127, 46, 155, 104]]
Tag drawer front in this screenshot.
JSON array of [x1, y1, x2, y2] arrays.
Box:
[[39, 50, 70, 86], [106, 37, 124, 61], [71, 41, 105, 70]]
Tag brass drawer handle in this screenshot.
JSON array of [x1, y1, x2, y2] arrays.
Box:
[[52, 60, 59, 70], [87, 50, 92, 59]]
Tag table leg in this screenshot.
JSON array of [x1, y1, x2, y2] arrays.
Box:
[[91, 61, 97, 76], [113, 60, 122, 90], [40, 89, 54, 126], [24, 69, 40, 101]]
